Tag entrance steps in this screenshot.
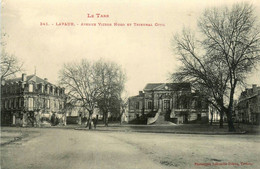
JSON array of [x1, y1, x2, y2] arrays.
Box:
[[147, 109, 175, 125]]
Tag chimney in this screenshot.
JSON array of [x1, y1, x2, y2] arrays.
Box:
[[252, 84, 257, 93], [246, 88, 250, 96], [22, 73, 27, 82], [139, 91, 143, 96]]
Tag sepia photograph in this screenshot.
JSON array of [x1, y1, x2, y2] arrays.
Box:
[[1, 0, 260, 168]]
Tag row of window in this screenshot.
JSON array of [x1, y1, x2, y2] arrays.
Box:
[[134, 100, 158, 110], [237, 99, 260, 109], [27, 98, 64, 110], [1, 84, 22, 94], [1, 83, 65, 96], [2, 98, 64, 110], [133, 99, 206, 110], [28, 84, 64, 95], [2, 98, 24, 109]]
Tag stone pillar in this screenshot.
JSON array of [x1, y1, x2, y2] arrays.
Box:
[[170, 98, 173, 110], [159, 99, 162, 110], [22, 73, 27, 82], [63, 113, 67, 126], [35, 111, 40, 127], [12, 114, 16, 125], [78, 112, 82, 125], [22, 112, 27, 127]]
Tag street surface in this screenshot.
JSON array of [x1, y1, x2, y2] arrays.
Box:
[[1, 128, 260, 169]]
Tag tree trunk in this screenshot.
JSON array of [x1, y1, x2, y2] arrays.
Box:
[[219, 111, 224, 128], [103, 112, 106, 125], [88, 118, 92, 129], [104, 112, 108, 127], [210, 110, 213, 125], [120, 112, 123, 125], [226, 84, 236, 132], [226, 108, 236, 132], [87, 112, 92, 129], [227, 115, 235, 132], [94, 115, 98, 129]]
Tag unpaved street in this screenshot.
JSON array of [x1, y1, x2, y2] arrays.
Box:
[[1, 128, 260, 169]]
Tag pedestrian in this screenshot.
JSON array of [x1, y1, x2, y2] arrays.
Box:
[[51, 113, 55, 126], [85, 117, 89, 128], [93, 118, 97, 129]]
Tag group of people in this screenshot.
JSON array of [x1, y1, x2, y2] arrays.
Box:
[[85, 116, 98, 129]]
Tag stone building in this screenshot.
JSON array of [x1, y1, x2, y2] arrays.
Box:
[[1, 74, 66, 126], [126, 83, 208, 124], [236, 84, 260, 124]]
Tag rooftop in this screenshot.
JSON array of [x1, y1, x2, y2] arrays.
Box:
[[143, 83, 191, 91], [3, 74, 54, 86]]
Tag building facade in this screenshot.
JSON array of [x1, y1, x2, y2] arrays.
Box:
[[1, 74, 66, 126], [236, 84, 260, 124], [126, 83, 208, 124]]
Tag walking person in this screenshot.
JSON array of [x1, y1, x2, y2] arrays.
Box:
[[93, 117, 97, 129]]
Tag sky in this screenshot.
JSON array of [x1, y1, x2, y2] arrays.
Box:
[[1, 0, 260, 97]]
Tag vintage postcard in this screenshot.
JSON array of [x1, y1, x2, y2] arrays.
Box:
[[1, 0, 260, 168]]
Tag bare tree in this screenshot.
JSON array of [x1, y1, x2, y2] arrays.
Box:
[[59, 59, 99, 129], [1, 33, 23, 81], [173, 3, 260, 132], [59, 59, 126, 128], [93, 60, 126, 126], [119, 94, 128, 125]]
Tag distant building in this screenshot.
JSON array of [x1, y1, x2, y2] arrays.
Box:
[[126, 83, 208, 124], [66, 105, 102, 125], [236, 84, 260, 124], [1, 74, 66, 126]]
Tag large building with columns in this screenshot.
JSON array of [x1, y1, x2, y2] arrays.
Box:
[[126, 83, 209, 124], [1, 74, 66, 126]]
